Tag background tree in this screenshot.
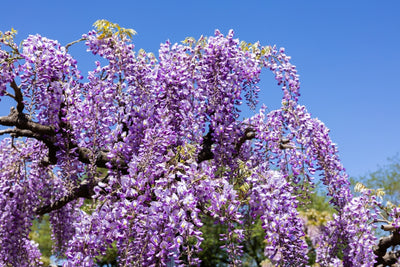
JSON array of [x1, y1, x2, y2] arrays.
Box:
[[358, 154, 400, 204], [0, 20, 393, 266], [29, 215, 53, 266]]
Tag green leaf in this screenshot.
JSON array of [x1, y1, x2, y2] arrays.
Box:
[[93, 19, 136, 40]]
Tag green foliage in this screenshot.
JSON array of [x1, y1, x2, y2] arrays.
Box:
[[95, 242, 119, 267], [300, 208, 332, 227], [198, 218, 230, 266], [302, 189, 336, 214], [29, 215, 53, 266], [0, 27, 21, 60], [239, 41, 271, 60], [171, 143, 197, 164], [198, 217, 265, 266], [93, 20, 136, 40], [181, 36, 208, 49], [0, 28, 17, 44], [354, 182, 386, 200], [298, 190, 335, 266], [358, 154, 400, 204], [241, 220, 267, 266]]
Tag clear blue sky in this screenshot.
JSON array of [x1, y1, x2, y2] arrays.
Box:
[[1, 0, 399, 178]]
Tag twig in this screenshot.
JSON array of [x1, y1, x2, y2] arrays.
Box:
[[65, 38, 86, 52], [10, 79, 24, 113]]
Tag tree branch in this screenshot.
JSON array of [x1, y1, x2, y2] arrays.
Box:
[[0, 104, 132, 215], [373, 229, 400, 266], [0, 104, 129, 169], [76, 146, 127, 171], [0, 128, 17, 136], [234, 127, 256, 157], [0, 107, 54, 135], [374, 250, 400, 267], [35, 179, 96, 216], [197, 128, 214, 163], [65, 37, 86, 52], [10, 79, 24, 113], [197, 127, 256, 163]]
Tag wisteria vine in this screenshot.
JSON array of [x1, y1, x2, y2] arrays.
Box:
[[0, 20, 392, 266]]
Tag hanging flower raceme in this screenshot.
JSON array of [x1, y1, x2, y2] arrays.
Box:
[[0, 139, 52, 266], [19, 35, 82, 127], [248, 167, 309, 266]]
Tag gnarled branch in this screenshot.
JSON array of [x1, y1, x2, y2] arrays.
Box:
[[373, 229, 400, 266], [35, 179, 96, 215], [197, 127, 256, 163], [0, 107, 55, 135], [10, 79, 24, 113]]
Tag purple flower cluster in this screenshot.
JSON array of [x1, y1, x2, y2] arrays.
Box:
[[0, 49, 15, 97], [248, 167, 308, 265], [0, 138, 51, 266], [389, 206, 400, 229], [316, 190, 378, 266], [50, 200, 84, 257], [20, 35, 82, 126], [0, 30, 18, 97], [0, 22, 382, 266]]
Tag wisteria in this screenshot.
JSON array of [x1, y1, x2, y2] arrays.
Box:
[[0, 20, 393, 266], [248, 168, 308, 265]]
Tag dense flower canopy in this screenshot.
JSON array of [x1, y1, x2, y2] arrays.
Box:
[[0, 21, 394, 266]]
